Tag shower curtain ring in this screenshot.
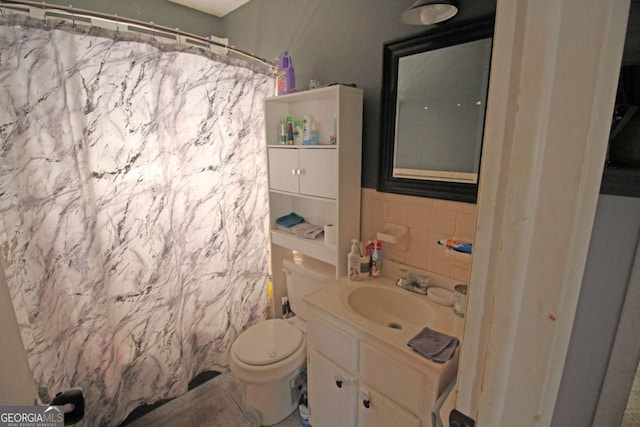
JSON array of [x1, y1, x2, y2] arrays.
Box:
[[69, 5, 76, 28]]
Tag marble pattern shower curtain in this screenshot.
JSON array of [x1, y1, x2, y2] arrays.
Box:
[[0, 15, 272, 425]]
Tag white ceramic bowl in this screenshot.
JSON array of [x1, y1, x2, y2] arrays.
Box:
[[427, 287, 455, 307]]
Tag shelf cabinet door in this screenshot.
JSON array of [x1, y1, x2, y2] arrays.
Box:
[[268, 148, 299, 193], [299, 149, 338, 199], [308, 348, 357, 427], [357, 386, 421, 427]]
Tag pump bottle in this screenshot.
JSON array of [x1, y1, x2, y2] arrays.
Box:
[[348, 239, 361, 281]]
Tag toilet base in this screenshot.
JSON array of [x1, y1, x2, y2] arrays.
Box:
[[244, 368, 302, 426]]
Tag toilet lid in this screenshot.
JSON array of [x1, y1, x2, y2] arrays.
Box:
[[233, 319, 304, 366]]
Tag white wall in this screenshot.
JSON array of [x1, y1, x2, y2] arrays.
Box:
[[44, 0, 223, 38], [222, 0, 497, 188], [553, 194, 640, 425]]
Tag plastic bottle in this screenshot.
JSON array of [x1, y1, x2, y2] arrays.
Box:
[[279, 118, 287, 144], [348, 239, 361, 281], [286, 116, 294, 145], [331, 114, 338, 145], [302, 116, 311, 145], [359, 252, 370, 279], [276, 52, 296, 95], [298, 384, 310, 426], [293, 120, 303, 145], [371, 239, 382, 278], [310, 122, 319, 145]]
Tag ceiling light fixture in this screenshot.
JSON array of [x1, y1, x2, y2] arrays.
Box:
[[401, 0, 458, 25]]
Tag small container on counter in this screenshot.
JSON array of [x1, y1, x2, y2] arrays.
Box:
[[348, 239, 361, 281], [371, 239, 382, 278], [453, 284, 468, 318]]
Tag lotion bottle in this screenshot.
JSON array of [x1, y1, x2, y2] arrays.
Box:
[[293, 120, 302, 145]]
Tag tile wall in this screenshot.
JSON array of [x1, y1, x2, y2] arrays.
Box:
[[360, 188, 477, 283]]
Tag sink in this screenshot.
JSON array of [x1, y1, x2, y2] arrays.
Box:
[[347, 286, 436, 330]]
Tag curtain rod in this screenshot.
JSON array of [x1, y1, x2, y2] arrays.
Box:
[[0, 0, 275, 70]]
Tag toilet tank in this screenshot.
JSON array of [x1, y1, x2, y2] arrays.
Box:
[[283, 257, 334, 321]]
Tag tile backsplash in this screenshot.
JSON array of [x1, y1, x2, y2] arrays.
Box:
[[360, 188, 477, 283]]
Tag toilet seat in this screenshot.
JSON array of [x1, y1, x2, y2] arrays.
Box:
[[230, 319, 307, 384], [232, 319, 303, 366]]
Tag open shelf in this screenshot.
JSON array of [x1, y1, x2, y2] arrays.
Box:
[[271, 230, 338, 266]]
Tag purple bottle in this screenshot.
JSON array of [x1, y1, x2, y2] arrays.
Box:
[[277, 52, 295, 95]]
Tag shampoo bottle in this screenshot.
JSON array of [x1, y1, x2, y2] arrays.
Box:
[[348, 239, 361, 281], [276, 52, 296, 95]]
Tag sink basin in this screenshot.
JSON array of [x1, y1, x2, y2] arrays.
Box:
[[347, 286, 436, 330]]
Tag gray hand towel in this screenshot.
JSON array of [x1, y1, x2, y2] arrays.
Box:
[[407, 327, 459, 363]]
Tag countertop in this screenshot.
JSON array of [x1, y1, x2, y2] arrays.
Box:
[[304, 273, 466, 370]]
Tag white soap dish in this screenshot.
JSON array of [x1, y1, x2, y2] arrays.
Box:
[[427, 287, 454, 307]]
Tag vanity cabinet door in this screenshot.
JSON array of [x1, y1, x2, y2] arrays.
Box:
[[359, 341, 424, 414], [298, 149, 338, 199], [267, 148, 299, 193], [308, 348, 357, 427], [357, 386, 421, 427]]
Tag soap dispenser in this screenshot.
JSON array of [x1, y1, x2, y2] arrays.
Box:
[[348, 239, 361, 281]]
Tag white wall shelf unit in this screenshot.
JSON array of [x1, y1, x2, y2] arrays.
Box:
[[265, 84, 363, 317]]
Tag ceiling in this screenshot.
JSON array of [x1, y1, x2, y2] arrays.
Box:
[[167, 0, 251, 17]]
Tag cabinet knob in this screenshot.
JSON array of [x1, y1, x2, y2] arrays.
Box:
[[297, 168, 304, 175], [363, 399, 371, 409], [291, 169, 297, 175], [335, 380, 343, 388]]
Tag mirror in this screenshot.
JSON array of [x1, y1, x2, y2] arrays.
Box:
[[378, 18, 494, 203]]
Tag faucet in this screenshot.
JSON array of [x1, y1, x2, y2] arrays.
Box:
[[395, 276, 429, 295]]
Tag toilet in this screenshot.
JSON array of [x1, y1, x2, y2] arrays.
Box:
[[229, 257, 334, 425]]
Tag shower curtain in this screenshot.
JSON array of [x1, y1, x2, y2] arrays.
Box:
[[0, 14, 272, 426]]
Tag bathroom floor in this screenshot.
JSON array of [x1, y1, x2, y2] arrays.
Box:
[[123, 372, 304, 427]]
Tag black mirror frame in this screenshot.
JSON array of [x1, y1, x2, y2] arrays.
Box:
[[377, 17, 495, 204]]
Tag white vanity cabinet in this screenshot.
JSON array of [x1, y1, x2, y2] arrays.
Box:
[[306, 307, 457, 427], [357, 386, 421, 427], [265, 85, 363, 317], [267, 147, 338, 199], [307, 348, 358, 426]]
